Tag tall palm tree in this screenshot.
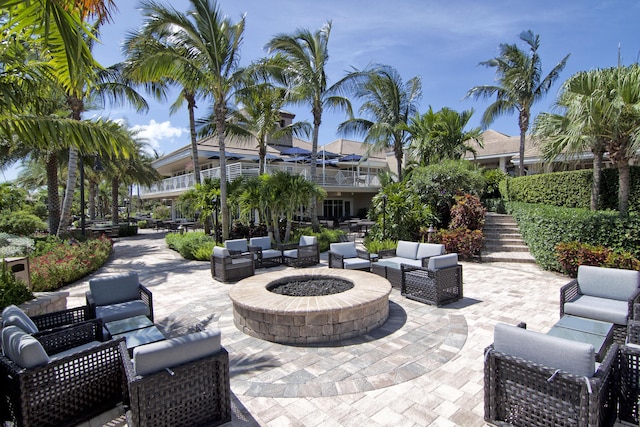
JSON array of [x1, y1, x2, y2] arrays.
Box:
[[466, 30, 569, 176], [134, 0, 245, 241], [335, 64, 421, 181], [265, 22, 349, 230]]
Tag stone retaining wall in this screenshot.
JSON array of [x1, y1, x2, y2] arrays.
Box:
[[16, 292, 69, 317]]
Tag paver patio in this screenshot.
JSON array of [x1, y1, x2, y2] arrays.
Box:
[[61, 230, 569, 427]]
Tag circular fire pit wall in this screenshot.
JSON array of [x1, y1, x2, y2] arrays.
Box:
[[229, 268, 392, 344]]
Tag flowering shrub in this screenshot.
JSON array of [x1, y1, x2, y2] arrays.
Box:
[[555, 241, 640, 277], [29, 236, 113, 291], [434, 228, 483, 259], [449, 194, 486, 230]]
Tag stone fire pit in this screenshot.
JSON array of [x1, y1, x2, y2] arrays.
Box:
[[229, 268, 392, 344]]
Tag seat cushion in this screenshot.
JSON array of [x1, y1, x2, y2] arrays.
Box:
[[396, 241, 419, 260], [49, 341, 102, 361], [577, 265, 640, 301], [261, 249, 282, 259], [564, 294, 630, 325], [330, 242, 358, 258], [283, 249, 298, 258], [379, 258, 403, 269], [343, 258, 371, 270], [133, 329, 222, 376], [2, 304, 38, 333], [224, 239, 248, 253], [493, 323, 595, 377], [416, 243, 445, 259], [249, 236, 272, 251], [427, 253, 459, 270], [96, 300, 150, 323], [1, 325, 50, 368], [89, 272, 140, 306]]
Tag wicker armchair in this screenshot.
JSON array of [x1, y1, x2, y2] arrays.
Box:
[[484, 323, 618, 427], [121, 330, 231, 427], [280, 235, 319, 267], [210, 246, 255, 282], [328, 242, 371, 271], [400, 253, 462, 306], [248, 236, 283, 268], [86, 272, 154, 323], [2, 304, 91, 334], [560, 265, 640, 343], [619, 344, 640, 425], [0, 321, 126, 427]]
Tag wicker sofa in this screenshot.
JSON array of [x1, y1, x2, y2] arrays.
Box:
[[484, 322, 618, 427], [121, 329, 231, 427], [0, 321, 125, 427], [560, 265, 640, 343]]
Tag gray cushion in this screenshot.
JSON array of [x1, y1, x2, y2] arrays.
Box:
[[330, 242, 358, 258], [261, 249, 282, 259], [493, 323, 595, 377], [1, 325, 50, 368], [379, 258, 402, 269], [89, 272, 140, 306], [283, 249, 298, 258], [95, 300, 150, 323], [396, 241, 419, 260], [343, 258, 371, 270], [49, 341, 102, 361], [427, 253, 459, 270], [249, 236, 272, 251], [213, 246, 230, 257], [224, 239, 248, 253], [416, 243, 445, 259], [577, 265, 640, 301], [2, 304, 38, 334], [299, 236, 317, 246], [564, 295, 630, 325], [133, 329, 222, 376]]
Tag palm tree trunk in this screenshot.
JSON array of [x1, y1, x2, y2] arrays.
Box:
[[591, 149, 603, 211], [187, 94, 201, 186], [111, 176, 120, 223], [310, 121, 320, 232], [46, 151, 60, 234], [57, 147, 78, 236], [618, 159, 630, 216], [518, 111, 529, 177], [216, 102, 230, 241]]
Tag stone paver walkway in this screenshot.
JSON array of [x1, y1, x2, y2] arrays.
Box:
[[65, 230, 568, 426]]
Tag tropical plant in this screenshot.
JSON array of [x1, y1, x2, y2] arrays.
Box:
[[0, 261, 34, 310], [466, 30, 569, 176], [335, 64, 421, 181]]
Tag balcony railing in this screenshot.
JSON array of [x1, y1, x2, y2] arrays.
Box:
[[139, 162, 381, 197]]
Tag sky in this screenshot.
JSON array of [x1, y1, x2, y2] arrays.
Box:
[[3, 0, 640, 181]]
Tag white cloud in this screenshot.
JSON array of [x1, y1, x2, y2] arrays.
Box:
[[130, 120, 187, 155]]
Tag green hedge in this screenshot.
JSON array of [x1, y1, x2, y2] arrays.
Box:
[[500, 166, 640, 212], [507, 202, 640, 271]]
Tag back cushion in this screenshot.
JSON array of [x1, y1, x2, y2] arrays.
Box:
[[493, 323, 595, 377], [427, 253, 459, 270], [396, 241, 419, 260], [89, 272, 140, 306], [2, 304, 38, 334], [133, 329, 222, 376], [578, 265, 640, 301], [224, 239, 248, 252], [300, 236, 317, 246], [330, 242, 357, 258], [417, 243, 445, 259], [213, 246, 230, 257], [1, 325, 50, 368], [250, 236, 272, 251]]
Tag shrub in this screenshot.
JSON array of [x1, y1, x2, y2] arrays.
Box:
[[363, 238, 397, 254], [137, 220, 148, 229], [482, 168, 507, 199], [193, 242, 217, 261], [290, 227, 345, 253], [29, 236, 112, 291], [0, 233, 35, 257], [153, 205, 170, 220], [0, 261, 34, 309], [434, 228, 483, 259], [449, 194, 485, 231], [117, 224, 138, 237], [165, 232, 215, 260], [555, 241, 640, 277], [483, 198, 507, 214], [0, 211, 48, 235]]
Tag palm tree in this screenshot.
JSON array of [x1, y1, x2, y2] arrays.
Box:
[[335, 64, 421, 181], [466, 30, 569, 176], [265, 22, 349, 230]]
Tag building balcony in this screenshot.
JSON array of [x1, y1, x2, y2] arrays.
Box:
[[139, 162, 381, 198]]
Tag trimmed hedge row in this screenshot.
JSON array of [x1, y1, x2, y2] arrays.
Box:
[[507, 202, 640, 271], [500, 166, 640, 212]]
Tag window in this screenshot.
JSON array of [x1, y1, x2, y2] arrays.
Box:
[[323, 199, 351, 219]]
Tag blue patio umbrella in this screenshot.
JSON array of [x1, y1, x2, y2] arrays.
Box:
[[280, 146, 312, 156], [207, 151, 243, 160], [339, 154, 363, 162], [281, 156, 310, 163]]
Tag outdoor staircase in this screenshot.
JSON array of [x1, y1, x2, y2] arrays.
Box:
[[481, 212, 536, 263]]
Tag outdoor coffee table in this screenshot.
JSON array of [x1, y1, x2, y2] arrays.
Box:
[[105, 315, 165, 352], [371, 259, 401, 288], [547, 315, 614, 362]]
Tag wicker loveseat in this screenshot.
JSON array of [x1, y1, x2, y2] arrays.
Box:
[[484, 323, 618, 427], [121, 329, 231, 427], [0, 321, 125, 427], [560, 265, 640, 343]]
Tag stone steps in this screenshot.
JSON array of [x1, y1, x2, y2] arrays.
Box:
[[482, 213, 536, 263]]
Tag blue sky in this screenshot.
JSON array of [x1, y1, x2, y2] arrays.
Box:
[[3, 0, 639, 181]]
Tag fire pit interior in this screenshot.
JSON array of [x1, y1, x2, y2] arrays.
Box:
[[229, 268, 392, 344], [268, 277, 354, 296]]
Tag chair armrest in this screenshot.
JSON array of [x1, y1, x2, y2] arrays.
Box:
[[377, 248, 396, 258], [356, 249, 371, 260], [634, 303, 640, 321], [627, 320, 640, 345], [559, 279, 579, 317], [139, 284, 154, 322], [627, 288, 640, 321], [278, 242, 299, 251], [31, 306, 89, 331], [35, 319, 104, 355], [328, 251, 344, 268], [85, 291, 97, 318]]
